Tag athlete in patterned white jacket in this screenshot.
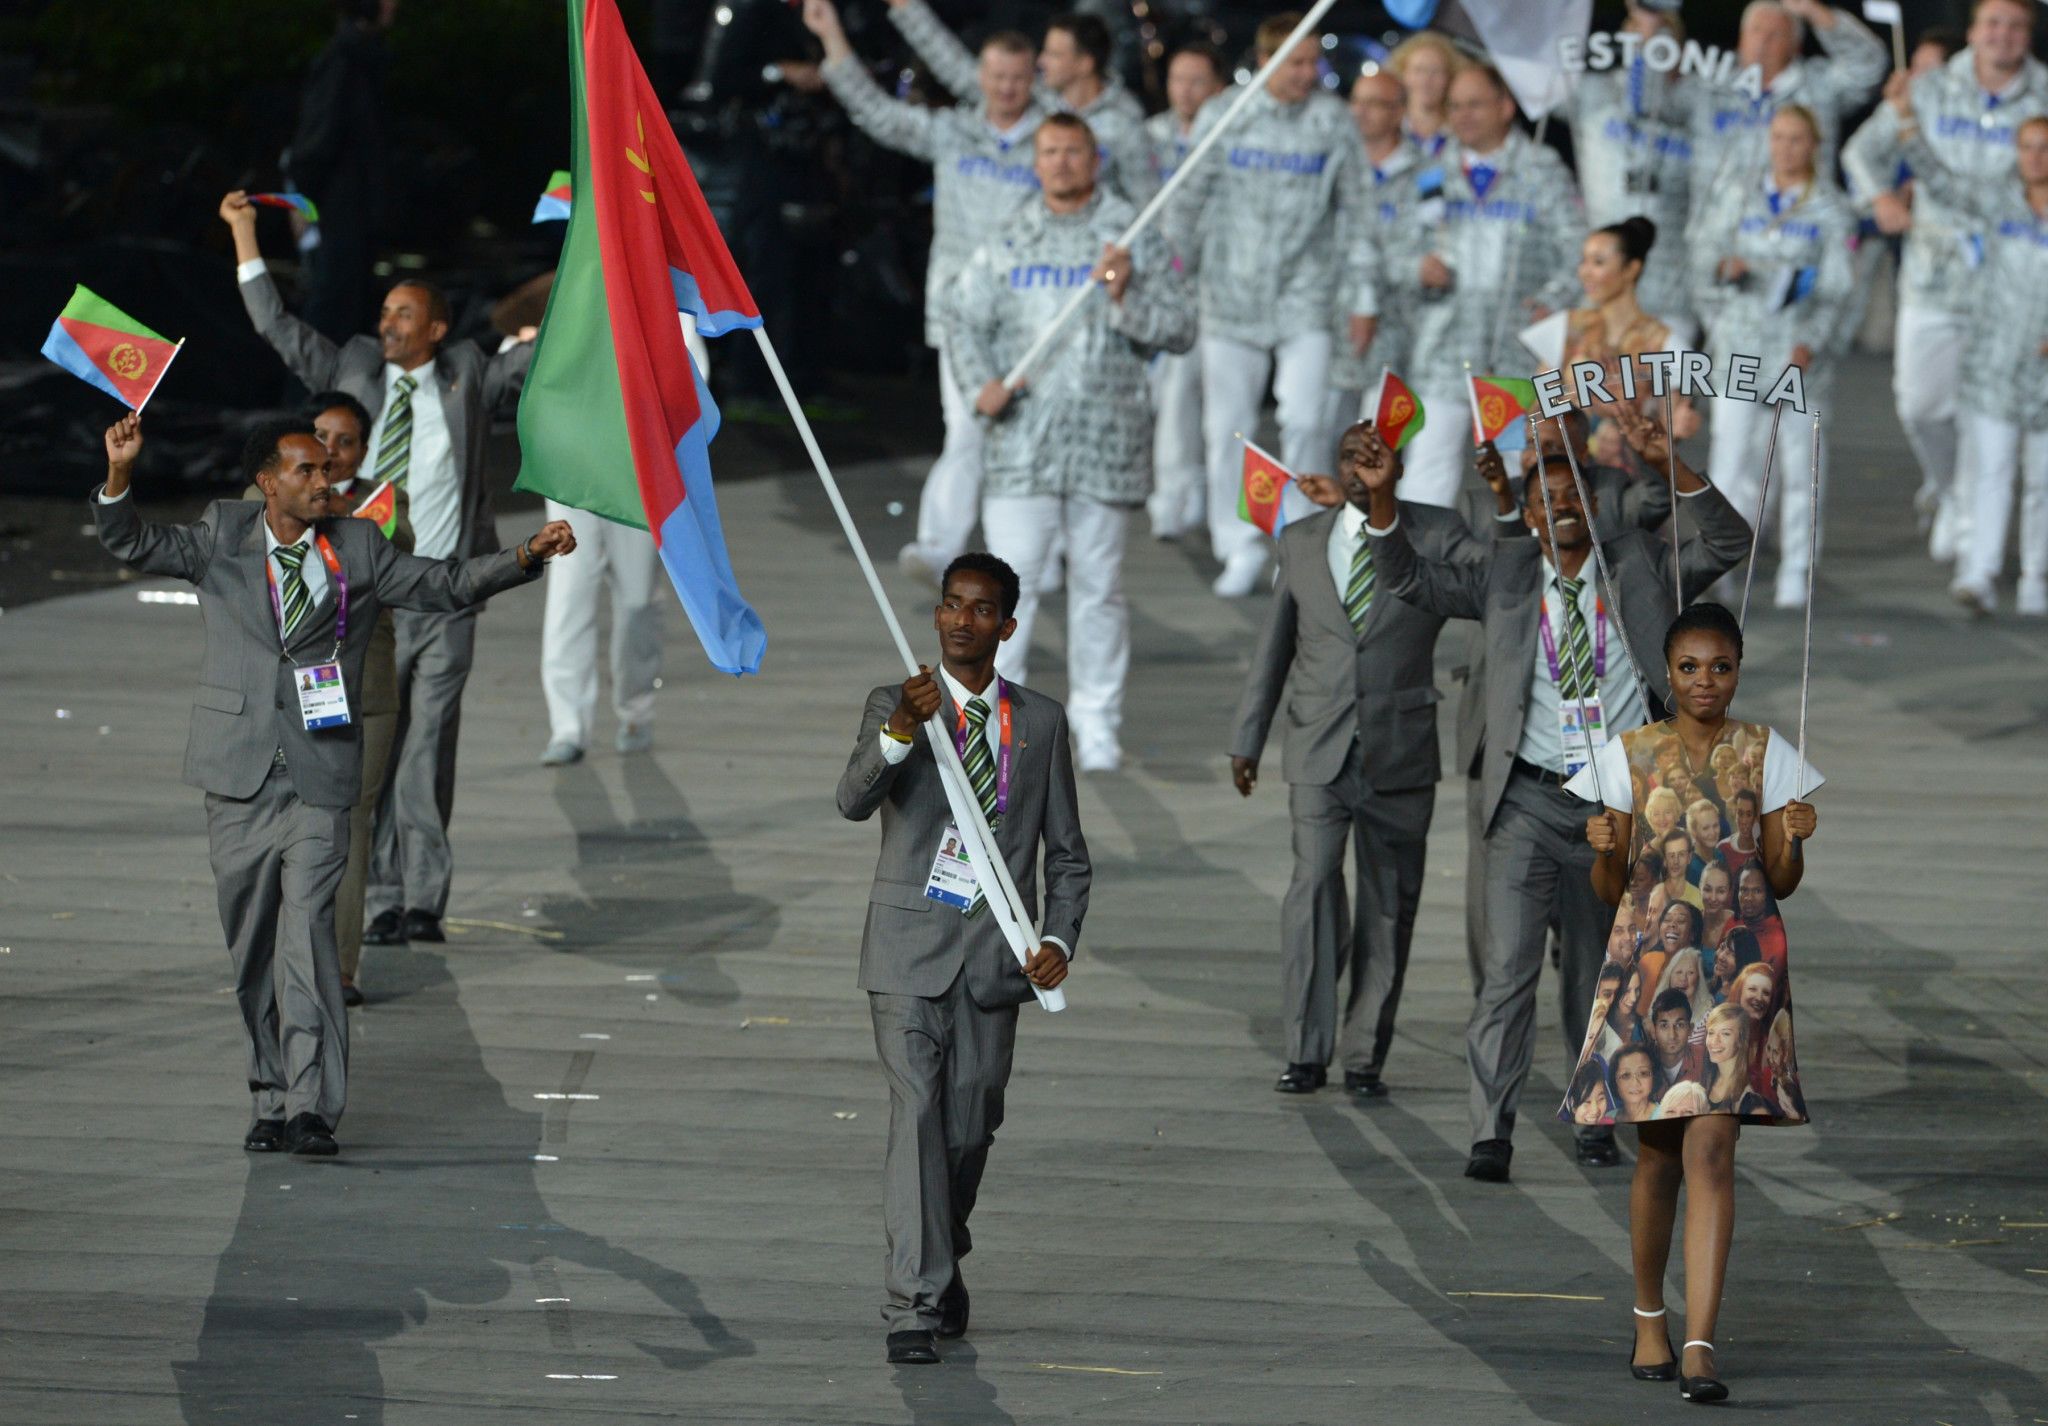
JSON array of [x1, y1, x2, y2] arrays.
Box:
[[1395, 64, 1586, 510], [1144, 43, 1227, 542], [947, 115, 1196, 771], [1167, 11, 1372, 597], [1840, 0, 2047, 561], [804, 0, 1046, 588]]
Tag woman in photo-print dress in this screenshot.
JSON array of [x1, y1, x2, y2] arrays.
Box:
[[1559, 603, 1821, 1405]]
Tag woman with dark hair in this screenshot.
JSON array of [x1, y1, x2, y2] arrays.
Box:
[[1597, 960, 1649, 1060], [1569, 1055, 1613, 1127], [1733, 860, 1788, 979], [1708, 928, 1762, 1005], [1562, 601, 1822, 1404], [1561, 216, 1700, 468], [1608, 1042, 1664, 1125], [1643, 898, 1702, 998]]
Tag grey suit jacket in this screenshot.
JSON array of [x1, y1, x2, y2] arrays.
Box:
[[95, 494, 539, 809], [1230, 502, 1486, 791], [836, 679, 1090, 1008], [1372, 481, 1752, 831], [239, 273, 531, 560]]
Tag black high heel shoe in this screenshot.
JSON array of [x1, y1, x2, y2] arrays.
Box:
[[1629, 1307, 1676, 1381], [1680, 1339, 1729, 1403]]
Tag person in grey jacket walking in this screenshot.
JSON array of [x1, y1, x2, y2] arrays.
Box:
[[803, 0, 1046, 586], [94, 413, 572, 1158], [947, 115, 1194, 774]]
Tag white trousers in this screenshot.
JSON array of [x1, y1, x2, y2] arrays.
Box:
[[912, 335, 985, 565], [1147, 348, 1206, 536], [1708, 394, 1828, 591], [1322, 385, 1367, 482], [982, 493, 1131, 745], [1202, 331, 1332, 563], [1958, 411, 2048, 588], [1395, 381, 1473, 510], [1892, 304, 1969, 518], [540, 499, 664, 745]]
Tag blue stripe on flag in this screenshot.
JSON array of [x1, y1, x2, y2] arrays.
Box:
[[40, 319, 133, 407], [532, 195, 572, 223], [656, 353, 765, 675], [670, 268, 762, 339]]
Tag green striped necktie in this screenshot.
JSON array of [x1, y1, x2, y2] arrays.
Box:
[[1558, 575, 1596, 700], [274, 541, 312, 640], [1344, 530, 1375, 632], [960, 697, 999, 915], [373, 373, 419, 488]]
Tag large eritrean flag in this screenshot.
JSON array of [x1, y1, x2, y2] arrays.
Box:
[[41, 286, 183, 410], [514, 0, 766, 675]]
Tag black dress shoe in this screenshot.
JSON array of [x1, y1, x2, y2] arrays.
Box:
[[402, 909, 445, 943], [243, 1118, 286, 1153], [1576, 1130, 1622, 1168], [1464, 1138, 1513, 1182], [1274, 1062, 1327, 1094], [283, 1112, 338, 1157], [341, 976, 364, 1008], [1343, 1070, 1390, 1099], [363, 909, 407, 946], [885, 1329, 939, 1365], [936, 1275, 969, 1339], [1680, 1341, 1728, 1403]]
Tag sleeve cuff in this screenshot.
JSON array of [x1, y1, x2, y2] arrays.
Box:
[[1493, 508, 1521, 523], [1676, 482, 1709, 499], [95, 484, 130, 505], [1364, 513, 1400, 537], [878, 729, 913, 764], [1041, 935, 1072, 961], [236, 258, 268, 284]]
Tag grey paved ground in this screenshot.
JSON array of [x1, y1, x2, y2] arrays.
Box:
[[3, 354, 2045, 1424]]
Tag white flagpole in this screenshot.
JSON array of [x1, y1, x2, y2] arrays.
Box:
[[1795, 411, 1820, 824], [1555, 416, 1648, 688], [1531, 439, 1605, 810], [134, 337, 186, 416], [1359, 365, 1390, 424], [1464, 361, 1486, 446], [751, 327, 1064, 1011], [998, 0, 1340, 388], [1664, 388, 1682, 608], [1737, 403, 1786, 627]]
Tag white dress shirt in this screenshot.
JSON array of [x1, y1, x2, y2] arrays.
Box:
[[1515, 554, 1647, 774], [1326, 502, 1369, 600], [96, 485, 328, 630], [235, 259, 460, 559], [367, 361, 459, 559]]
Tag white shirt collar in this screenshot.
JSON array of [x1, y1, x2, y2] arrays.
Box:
[[1337, 502, 1369, 540], [939, 664, 1001, 713], [262, 516, 313, 557]]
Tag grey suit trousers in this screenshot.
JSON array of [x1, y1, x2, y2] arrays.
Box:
[[206, 763, 351, 1127], [336, 707, 397, 981], [1467, 764, 1609, 1145], [369, 607, 476, 917], [1282, 739, 1433, 1076], [868, 973, 1019, 1333]]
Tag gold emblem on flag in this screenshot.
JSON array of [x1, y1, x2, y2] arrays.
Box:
[[108, 343, 147, 380], [1246, 467, 1280, 505], [626, 112, 655, 204], [1480, 393, 1506, 433], [1388, 394, 1413, 426]]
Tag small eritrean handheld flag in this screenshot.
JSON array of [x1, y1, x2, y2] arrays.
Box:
[[1373, 369, 1424, 451], [532, 170, 572, 223], [249, 192, 320, 222], [352, 479, 399, 539], [514, 0, 766, 676], [1238, 440, 1294, 536], [1468, 372, 1539, 453], [40, 285, 184, 411]]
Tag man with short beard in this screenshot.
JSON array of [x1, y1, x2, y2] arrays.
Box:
[[1648, 989, 1705, 1083]]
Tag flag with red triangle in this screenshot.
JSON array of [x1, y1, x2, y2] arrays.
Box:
[[1374, 370, 1425, 451], [40, 285, 183, 410], [1238, 441, 1293, 536]]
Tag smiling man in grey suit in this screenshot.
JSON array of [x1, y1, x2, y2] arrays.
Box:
[[837, 553, 1089, 1366], [94, 413, 573, 1157], [1230, 422, 1511, 1101], [1362, 402, 1750, 1183]]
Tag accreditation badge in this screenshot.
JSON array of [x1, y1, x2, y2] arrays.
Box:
[[294, 662, 352, 730], [922, 823, 979, 911], [1558, 694, 1607, 778]]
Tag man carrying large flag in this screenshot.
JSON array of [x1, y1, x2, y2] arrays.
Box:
[[515, 0, 766, 677]]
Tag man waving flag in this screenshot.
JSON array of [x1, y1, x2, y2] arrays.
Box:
[[515, 0, 767, 675]]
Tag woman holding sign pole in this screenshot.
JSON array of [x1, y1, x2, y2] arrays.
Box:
[[1688, 104, 1855, 609], [1886, 78, 2048, 618]]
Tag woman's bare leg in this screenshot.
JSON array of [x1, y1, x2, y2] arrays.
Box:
[[1630, 1121, 1685, 1365], [1680, 1116, 1741, 1377]]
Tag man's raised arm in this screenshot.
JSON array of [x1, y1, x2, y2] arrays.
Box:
[[221, 190, 346, 392]]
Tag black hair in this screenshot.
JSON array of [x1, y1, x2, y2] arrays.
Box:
[[1595, 215, 1658, 268], [1047, 13, 1112, 76], [1649, 987, 1693, 1022], [1596, 958, 1626, 987], [1169, 40, 1228, 83], [1568, 1056, 1609, 1107], [942, 552, 1022, 620], [385, 278, 450, 328], [1663, 600, 1744, 664], [1915, 26, 1964, 61], [1519, 453, 1584, 510], [1732, 786, 1760, 810], [1661, 899, 1704, 946], [304, 389, 372, 437], [241, 417, 320, 486]]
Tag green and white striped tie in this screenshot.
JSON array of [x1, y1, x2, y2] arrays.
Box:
[[274, 542, 312, 641], [373, 373, 419, 489], [1558, 575, 1596, 701], [960, 697, 999, 916], [1344, 531, 1375, 632]]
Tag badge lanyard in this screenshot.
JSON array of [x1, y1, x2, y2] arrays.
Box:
[[1537, 589, 1608, 687], [953, 679, 1012, 819], [266, 532, 348, 659]]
